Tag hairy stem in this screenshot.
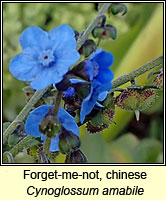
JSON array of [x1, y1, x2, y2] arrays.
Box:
[[76, 3, 111, 50], [112, 56, 163, 88], [53, 91, 63, 116]]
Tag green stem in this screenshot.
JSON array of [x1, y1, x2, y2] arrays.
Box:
[[43, 91, 63, 158], [54, 91, 63, 116], [43, 136, 51, 155], [76, 3, 112, 50], [111, 56, 163, 89]]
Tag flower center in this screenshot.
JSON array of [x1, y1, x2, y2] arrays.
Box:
[[38, 49, 55, 67]]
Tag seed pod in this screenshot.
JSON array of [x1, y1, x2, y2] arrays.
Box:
[[86, 108, 115, 134], [153, 70, 163, 88], [115, 89, 158, 120]]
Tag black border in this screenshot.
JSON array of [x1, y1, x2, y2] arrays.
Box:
[[1, 1, 165, 166]]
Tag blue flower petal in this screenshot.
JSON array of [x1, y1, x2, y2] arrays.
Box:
[[49, 134, 60, 152], [30, 67, 62, 90], [93, 50, 114, 69], [55, 51, 80, 75], [95, 102, 104, 107], [96, 68, 114, 84], [41, 134, 60, 152], [25, 105, 54, 137], [90, 48, 102, 60], [85, 60, 94, 81], [19, 26, 49, 51], [9, 53, 41, 82], [49, 24, 76, 52], [63, 87, 75, 98], [69, 79, 86, 84], [80, 87, 94, 123], [58, 107, 79, 136], [98, 91, 108, 101]]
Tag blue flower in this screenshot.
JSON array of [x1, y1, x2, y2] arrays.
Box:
[[9, 25, 80, 90], [25, 105, 79, 152], [80, 48, 114, 123]]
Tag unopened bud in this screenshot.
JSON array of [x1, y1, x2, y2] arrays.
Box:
[[108, 3, 128, 16], [22, 86, 35, 101], [92, 24, 117, 40], [79, 39, 97, 58], [65, 149, 88, 163], [59, 129, 81, 154]]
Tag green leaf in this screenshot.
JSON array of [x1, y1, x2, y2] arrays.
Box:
[[133, 138, 162, 163]]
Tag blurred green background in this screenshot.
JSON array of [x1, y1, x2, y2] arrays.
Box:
[[3, 3, 163, 163]]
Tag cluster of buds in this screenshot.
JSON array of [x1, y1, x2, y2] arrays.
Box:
[[92, 15, 117, 43]]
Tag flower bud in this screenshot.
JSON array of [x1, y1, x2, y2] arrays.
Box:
[[79, 39, 97, 58], [65, 149, 88, 163], [59, 129, 81, 154], [108, 3, 128, 16], [92, 26, 105, 38], [70, 60, 89, 81], [92, 24, 117, 40], [22, 86, 35, 101], [103, 25, 117, 40]]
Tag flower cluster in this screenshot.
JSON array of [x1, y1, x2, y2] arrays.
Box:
[[9, 23, 114, 163]]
